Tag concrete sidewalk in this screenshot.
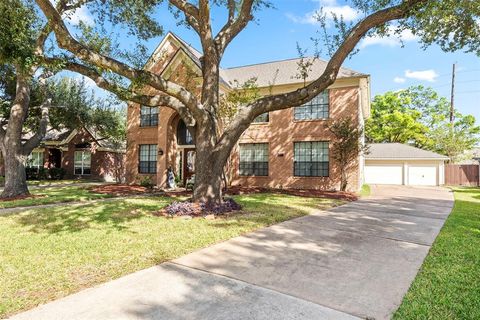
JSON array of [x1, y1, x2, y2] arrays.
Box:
[[10, 185, 454, 320]]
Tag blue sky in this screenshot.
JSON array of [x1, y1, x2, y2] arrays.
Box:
[[74, 0, 480, 121]]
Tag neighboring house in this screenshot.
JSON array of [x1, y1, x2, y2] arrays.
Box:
[[458, 148, 480, 164], [364, 143, 449, 186], [126, 32, 371, 191], [0, 127, 125, 182]]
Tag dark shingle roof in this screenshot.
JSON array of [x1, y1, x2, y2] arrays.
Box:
[[366, 143, 449, 160]]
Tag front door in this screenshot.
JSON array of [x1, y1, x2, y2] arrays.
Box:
[[183, 148, 195, 185], [48, 148, 62, 168]]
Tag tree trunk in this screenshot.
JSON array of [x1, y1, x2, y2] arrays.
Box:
[[1, 73, 32, 199], [340, 168, 348, 191], [1, 150, 29, 198], [192, 122, 225, 205], [193, 153, 224, 205]]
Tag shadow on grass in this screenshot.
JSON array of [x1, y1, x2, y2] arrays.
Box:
[[13, 199, 168, 234]]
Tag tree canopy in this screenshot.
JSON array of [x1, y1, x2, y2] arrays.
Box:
[[2, 0, 480, 201], [366, 86, 480, 162]]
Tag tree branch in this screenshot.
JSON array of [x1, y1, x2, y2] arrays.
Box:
[[44, 58, 196, 126], [215, 0, 254, 55], [168, 0, 201, 33], [215, 0, 428, 155], [35, 0, 201, 117], [22, 100, 50, 154]]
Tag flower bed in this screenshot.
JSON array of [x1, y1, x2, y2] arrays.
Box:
[[159, 198, 242, 217]]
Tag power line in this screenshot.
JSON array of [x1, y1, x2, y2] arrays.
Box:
[[432, 79, 480, 89]]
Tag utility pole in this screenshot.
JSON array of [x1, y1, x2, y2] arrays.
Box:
[[450, 63, 456, 125]]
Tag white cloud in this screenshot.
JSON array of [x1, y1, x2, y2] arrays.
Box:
[[404, 69, 439, 82], [394, 77, 406, 84], [286, 0, 360, 25], [359, 27, 418, 49], [62, 5, 93, 25]]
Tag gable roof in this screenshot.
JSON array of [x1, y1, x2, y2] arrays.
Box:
[[222, 58, 365, 88], [23, 127, 125, 152], [366, 143, 449, 160], [148, 32, 367, 89]]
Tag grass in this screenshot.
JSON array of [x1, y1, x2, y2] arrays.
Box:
[[394, 187, 480, 319], [27, 179, 94, 186], [0, 193, 343, 318], [0, 186, 113, 209], [359, 184, 371, 197]]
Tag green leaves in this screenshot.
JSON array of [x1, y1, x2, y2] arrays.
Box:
[[366, 86, 480, 162], [0, 0, 39, 69]]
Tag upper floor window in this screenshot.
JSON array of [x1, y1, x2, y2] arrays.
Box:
[[177, 120, 194, 145], [239, 143, 269, 176], [27, 151, 44, 171], [138, 144, 157, 174], [140, 106, 159, 127], [252, 112, 269, 123], [294, 141, 329, 177], [294, 90, 329, 120], [74, 151, 91, 175]]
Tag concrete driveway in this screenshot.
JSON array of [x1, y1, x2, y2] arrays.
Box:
[[11, 185, 454, 320]]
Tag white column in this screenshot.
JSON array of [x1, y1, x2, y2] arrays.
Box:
[[403, 161, 408, 185]]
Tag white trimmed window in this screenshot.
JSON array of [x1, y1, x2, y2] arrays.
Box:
[[138, 144, 157, 174], [294, 90, 329, 120], [74, 151, 91, 175], [239, 143, 269, 176], [140, 106, 159, 127], [27, 151, 44, 171], [294, 141, 329, 177], [252, 112, 269, 123]]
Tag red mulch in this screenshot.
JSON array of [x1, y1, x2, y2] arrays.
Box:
[[90, 184, 154, 196], [225, 186, 358, 201], [0, 194, 46, 202], [90, 184, 358, 201]]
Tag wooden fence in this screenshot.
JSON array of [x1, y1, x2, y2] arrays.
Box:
[[445, 164, 479, 186]]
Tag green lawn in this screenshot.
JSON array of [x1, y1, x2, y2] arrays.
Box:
[[394, 187, 480, 319], [0, 193, 342, 318], [0, 186, 113, 209], [27, 179, 94, 186]]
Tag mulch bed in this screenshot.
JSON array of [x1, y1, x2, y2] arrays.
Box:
[[90, 184, 358, 202], [225, 186, 358, 201], [89, 184, 157, 196]]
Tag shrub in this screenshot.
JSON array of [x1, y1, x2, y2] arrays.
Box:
[[25, 167, 39, 180], [38, 168, 49, 180], [48, 167, 66, 180], [139, 175, 154, 189]]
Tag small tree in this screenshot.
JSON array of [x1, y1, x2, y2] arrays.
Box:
[[328, 118, 369, 191]]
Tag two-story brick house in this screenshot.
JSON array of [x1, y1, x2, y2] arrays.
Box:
[[126, 32, 371, 191]]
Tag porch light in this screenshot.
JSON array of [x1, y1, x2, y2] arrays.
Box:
[[158, 148, 164, 156]]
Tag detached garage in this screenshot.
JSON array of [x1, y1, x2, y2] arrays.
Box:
[[364, 143, 449, 186]]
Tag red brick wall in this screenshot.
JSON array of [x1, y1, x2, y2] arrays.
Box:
[[62, 129, 123, 181], [124, 36, 364, 191], [230, 87, 361, 191]]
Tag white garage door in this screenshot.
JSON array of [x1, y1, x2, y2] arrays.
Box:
[[364, 163, 403, 185], [408, 164, 437, 186]]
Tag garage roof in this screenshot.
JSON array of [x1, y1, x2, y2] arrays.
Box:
[[366, 143, 449, 160]]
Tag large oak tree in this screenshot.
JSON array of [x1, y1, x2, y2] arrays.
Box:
[[19, 0, 480, 203]]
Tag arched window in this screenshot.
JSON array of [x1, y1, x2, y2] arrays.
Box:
[[177, 120, 194, 145]]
